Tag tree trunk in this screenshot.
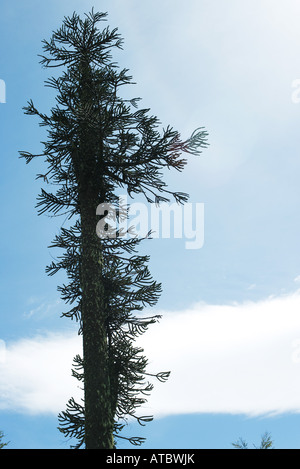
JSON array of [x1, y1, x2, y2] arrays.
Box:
[[80, 190, 114, 449]]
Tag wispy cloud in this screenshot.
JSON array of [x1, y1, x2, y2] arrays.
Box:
[[2, 290, 300, 419], [23, 298, 62, 320]]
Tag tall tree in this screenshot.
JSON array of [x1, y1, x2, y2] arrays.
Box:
[[20, 10, 208, 449]]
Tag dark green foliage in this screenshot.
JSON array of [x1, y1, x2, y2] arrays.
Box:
[[232, 432, 274, 449], [20, 10, 208, 449], [0, 431, 8, 449]]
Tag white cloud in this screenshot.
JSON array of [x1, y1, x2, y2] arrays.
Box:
[[0, 331, 83, 414], [140, 290, 300, 418], [2, 290, 300, 419]]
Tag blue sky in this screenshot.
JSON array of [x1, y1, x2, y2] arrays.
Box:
[[2, 0, 300, 449]]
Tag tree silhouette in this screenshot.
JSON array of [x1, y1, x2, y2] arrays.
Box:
[[232, 432, 274, 449], [20, 9, 208, 449], [0, 431, 8, 449]]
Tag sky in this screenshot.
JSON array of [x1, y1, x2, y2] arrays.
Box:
[[2, 0, 300, 449]]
